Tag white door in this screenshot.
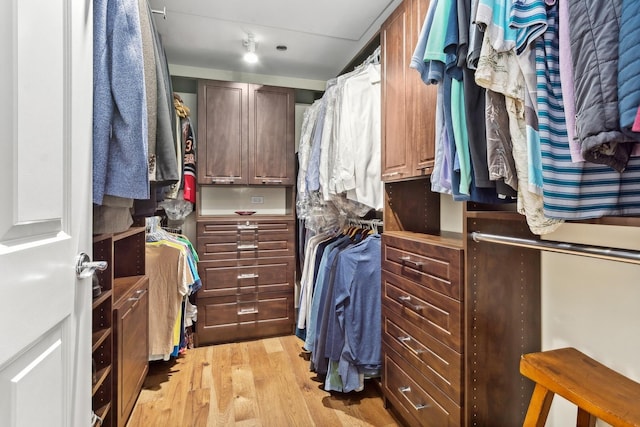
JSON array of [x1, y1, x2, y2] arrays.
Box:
[[0, 1, 93, 426]]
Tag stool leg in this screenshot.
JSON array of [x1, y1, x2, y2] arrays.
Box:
[[576, 407, 596, 427], [523, 384, 555, 427]]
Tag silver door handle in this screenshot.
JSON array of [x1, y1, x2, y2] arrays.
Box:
[[237, 225, 258, 230], [75, 252, 107, 279], [398, 386, 428, 410], [237, 244, 258, 250], [237, 273, 259, 279], [397, 295, 423, 313], [397, 335, 424, 356], [382, 172, 401, 178], [399, 256, 423, 269]]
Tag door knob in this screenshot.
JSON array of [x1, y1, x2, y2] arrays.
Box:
[[75, 252, 108, 279]]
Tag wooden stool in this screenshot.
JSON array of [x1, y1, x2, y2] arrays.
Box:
[[520, 347, 640, 427]]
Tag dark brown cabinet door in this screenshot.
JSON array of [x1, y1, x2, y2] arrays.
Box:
[[248, 84, 295, 185], [197, 80, 249, 184], [408, 0, 437, 175], [381, 0, 436, 181], [114, 278, 149, 427], [381, 2, 411, 181]]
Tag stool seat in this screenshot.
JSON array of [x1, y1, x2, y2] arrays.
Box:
[[520, 347, 640, 427]]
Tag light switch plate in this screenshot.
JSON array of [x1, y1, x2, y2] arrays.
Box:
[[251, 196, 264, 204]]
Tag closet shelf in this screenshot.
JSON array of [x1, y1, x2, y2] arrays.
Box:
[[466, 210, 640, 227], [92, 289, 112, 310], [92, 365, 111, 396], [92, 402, 111, 427], [383, 230, 464, 249], [465, 210, 526, 221], [113, 275, 146, 306], [92, 328, 111, 352]]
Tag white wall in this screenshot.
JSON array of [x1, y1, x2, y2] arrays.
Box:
[[541, 223, 640, 427]]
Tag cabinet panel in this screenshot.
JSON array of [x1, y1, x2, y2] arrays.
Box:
[[382, 233, 463, 300], [248, 85, 295, 185], [381, 0, 436, 181], [383, 346, 461, 427], [197, 290, 295, 344], [196, 219, 295, 261], [197, 80, 294, 186], [113, 277, 149, 427], [197, 80, 248, 184], [383, 308, 462, 402], [198, 257, 294, 298], [381, 2, 411, 180], [408, 0, 437, 174], [383, 270, 462, 352]]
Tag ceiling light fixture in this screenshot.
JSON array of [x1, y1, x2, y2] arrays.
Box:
[[243, 33, 258, 64]]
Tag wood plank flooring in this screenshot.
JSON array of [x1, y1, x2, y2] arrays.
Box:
[[126, 335, 401, 427]]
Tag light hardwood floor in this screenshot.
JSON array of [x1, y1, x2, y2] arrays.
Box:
[[126, 335, 401, 427]]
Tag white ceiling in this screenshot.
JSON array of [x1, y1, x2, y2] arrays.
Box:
[[147, 0, 401, 82]]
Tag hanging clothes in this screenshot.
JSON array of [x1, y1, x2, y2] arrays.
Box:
[[296, 224, 382, 393], [145, 219, 200, 360], [93, 0, 149, 204], [297, 54, 383, 219]]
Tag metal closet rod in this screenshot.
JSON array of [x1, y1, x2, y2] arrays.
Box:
[[470, 232, 640, 265], [151, 6, 167, 19]]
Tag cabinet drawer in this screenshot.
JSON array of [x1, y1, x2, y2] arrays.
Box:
[[113, 277, 149, 427], [382, 234, 462, 300], [383, 345, 461, 427], [198, 257, 294, 297], [382, 270, 462, 352], [383, 308, 462, 402], [197, 290, 294, 344], [197, 220, 294, 260]]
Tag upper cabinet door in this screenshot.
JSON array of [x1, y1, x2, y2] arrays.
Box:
[[248, 84, 295, 185], [381, 0, 437, 182], [408, 0, 437, 175], [381, 2, 411, 182], [197, 80, 249, 184]]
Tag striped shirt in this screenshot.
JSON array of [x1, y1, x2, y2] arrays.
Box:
[[537, 3, 640, 219]]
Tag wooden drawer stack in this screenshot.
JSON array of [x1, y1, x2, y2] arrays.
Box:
[[381, 232, 464, 427], [196, 218, 296, 344]]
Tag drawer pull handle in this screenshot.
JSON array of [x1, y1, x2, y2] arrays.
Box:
[[212, 178, 235, 184], [238, 308, 258, 315], [237, 273, 259, 279], [399, 256, 423, 269], [237, 244, 258, 250], [398, 335, 425, 355], [127, 289, 147, 302], [398, 295, 423, 313], [398, 386, 428, 411], [237, 225, 258, 230], [261, 179, 283, 184], [382, 172, 401, 178]]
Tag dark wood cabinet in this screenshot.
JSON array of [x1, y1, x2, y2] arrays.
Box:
[[92, 235, 114, 427], [197, 80, 295, 186], [195, 218, 295, 345], [113, 276, 149, 427], [381, 232, 463, 427], [197, 80, 248, 184], [381, 0, 437, 181], [248, 84, 296, 185], [92, 227, 148, 427]]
